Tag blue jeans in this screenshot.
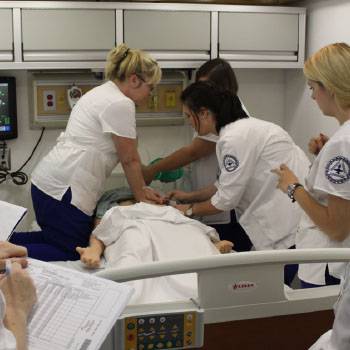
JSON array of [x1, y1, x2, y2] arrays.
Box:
[[10, 184, 93, 261]]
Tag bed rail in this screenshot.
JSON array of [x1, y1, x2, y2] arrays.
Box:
[[96, 249, 350, 323]]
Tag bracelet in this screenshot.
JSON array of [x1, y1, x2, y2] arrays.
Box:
[[287, 183, 303, 202]]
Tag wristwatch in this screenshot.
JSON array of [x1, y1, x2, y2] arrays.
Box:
[[185, 204, 194, 218], [287, 183, 303, 202]]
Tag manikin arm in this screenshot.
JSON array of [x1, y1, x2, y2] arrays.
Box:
[[76, 234, 105, 269]]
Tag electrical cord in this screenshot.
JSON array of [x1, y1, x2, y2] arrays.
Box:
[[0, 127, 45, 185]]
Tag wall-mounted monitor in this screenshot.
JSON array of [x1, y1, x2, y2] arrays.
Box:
[[0, 77, 17, 140]]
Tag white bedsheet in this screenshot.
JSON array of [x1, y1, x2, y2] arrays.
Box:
[[54, 203, 221, 304]]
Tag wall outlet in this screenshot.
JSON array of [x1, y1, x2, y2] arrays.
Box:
[[43, 90, 56, 112]]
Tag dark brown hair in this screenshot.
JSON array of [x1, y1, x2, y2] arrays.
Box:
[[181, 81, 248, 133], [195, 58, 239, 95]]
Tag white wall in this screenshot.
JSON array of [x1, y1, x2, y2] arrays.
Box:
[[285, 0, 350, 152], [237, 69, 286, 126], [0, 68, 286, 228]]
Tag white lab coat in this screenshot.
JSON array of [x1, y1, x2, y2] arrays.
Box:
[[211, 117, 310, 250], [297, 120, 350, 285], [32, 81, 136, 216], [192, 132, 231, 225], [309, 263, 350, 350], [0, 290, 16, 350], [191, 99, 250, 225]]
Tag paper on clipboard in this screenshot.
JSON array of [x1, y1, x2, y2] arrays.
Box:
[[0, 200, 27, 240], [27, 259, 134, 350]]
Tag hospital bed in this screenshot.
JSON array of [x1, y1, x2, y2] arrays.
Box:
[[96, 248, 350, 350]]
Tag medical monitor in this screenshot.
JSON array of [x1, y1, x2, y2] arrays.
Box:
[[0, 77, 17, 140]]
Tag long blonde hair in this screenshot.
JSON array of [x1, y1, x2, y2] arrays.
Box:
[[304, 43, 350, 110], [105, 43, 161, 85]]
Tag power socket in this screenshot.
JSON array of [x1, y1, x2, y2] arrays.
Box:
[[0, 144, 11, 171]]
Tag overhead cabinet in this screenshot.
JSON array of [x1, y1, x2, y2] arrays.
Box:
[[22, 9, 116, 61], [124, 10, 211, 61], [219, 12, 299, 62], [0, 9, 13, 61], [0, 2, 306, 69]]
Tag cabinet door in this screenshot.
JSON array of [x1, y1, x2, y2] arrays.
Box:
[[22, 9, 115, 61], [0, 9, 13, 61], [219, 12, 299, 62], [124, 10, 210, 61]]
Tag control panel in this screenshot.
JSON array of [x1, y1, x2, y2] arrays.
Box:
[[138, 84, 182, 113], [30, 73, 100, 129], [116, 309, 204, 350], [30, 70, 186, 129], [135, 70, 186, 126]]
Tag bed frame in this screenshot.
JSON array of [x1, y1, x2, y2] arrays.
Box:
[[97, 248, 350, 350]]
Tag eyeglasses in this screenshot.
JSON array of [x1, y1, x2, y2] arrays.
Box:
[[136, 74, 155, 93]]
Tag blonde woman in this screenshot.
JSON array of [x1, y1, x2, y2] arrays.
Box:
[[273, 43, 350, 291], [10, 44, 163, 261]]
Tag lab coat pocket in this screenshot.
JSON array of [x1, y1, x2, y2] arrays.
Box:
[[70, 167, 102, 216]]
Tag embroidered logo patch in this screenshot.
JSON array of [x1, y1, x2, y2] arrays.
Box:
[[223, 155, 239, 172], [325, 156, 350, 184]]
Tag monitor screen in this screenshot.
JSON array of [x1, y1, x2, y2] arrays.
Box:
[[0, 77, 17, 140]]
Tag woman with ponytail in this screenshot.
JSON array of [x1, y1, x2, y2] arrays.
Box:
[[168, 81, 310, 284], [10, 44, 164, 261]]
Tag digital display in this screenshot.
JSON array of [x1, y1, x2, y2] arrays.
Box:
[[0, 83, 11, 133], [0, 77, 17, 140]]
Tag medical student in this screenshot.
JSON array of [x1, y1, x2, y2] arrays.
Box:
[[143, 59, 253, 252], [273, 43, 350, 293], [0, 241, 37, 350], [304, 44, 350, 350], [168, 81, 310, 283], [10, 44, 164, 261]]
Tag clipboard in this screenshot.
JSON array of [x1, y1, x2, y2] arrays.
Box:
[[27, 259, 134, 350]]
